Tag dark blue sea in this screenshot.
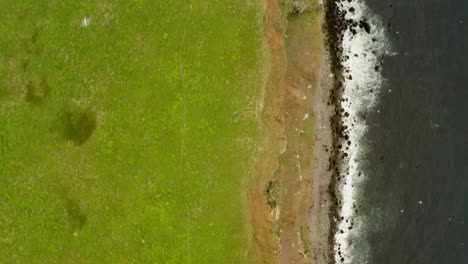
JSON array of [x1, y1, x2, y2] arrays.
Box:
[[358, 0, 468, 263]]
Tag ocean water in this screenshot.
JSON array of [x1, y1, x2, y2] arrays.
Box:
[[331, 0, 468, 263]]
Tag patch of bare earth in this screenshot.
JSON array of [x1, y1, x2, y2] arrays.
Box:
[[250, 0, 333, 263], [278, 2, 325, 263], [249, 0, 286, 263]]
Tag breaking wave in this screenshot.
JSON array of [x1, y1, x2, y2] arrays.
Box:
[[332, 0, 393, 263]]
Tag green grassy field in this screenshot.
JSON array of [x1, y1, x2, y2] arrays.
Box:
[[0, 1, 264, 263]]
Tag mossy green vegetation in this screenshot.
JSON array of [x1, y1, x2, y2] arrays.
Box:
[[0, 1, 264, 263]]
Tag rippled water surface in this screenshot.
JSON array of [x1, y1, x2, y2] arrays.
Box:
[[350, 0, 468, 263]]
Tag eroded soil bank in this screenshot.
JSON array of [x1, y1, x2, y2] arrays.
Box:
[[250, 0, 334, 263]]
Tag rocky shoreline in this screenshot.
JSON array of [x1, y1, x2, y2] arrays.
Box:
[[321, 0, 389, 263]]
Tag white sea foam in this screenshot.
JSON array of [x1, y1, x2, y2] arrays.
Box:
[[333, 0, 391, 263]]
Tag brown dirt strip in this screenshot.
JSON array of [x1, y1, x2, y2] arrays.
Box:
[[249, 0, 333, 263]]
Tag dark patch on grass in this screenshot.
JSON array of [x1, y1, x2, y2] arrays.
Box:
[[0, 86, 10, 101], [65, 198, 87, 234], [23, 28, 43, 56], [30, 28, 40, 44], [21, 58, 30, 71], [51, 105, 97, 145], [25, 78, 51, 104]]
